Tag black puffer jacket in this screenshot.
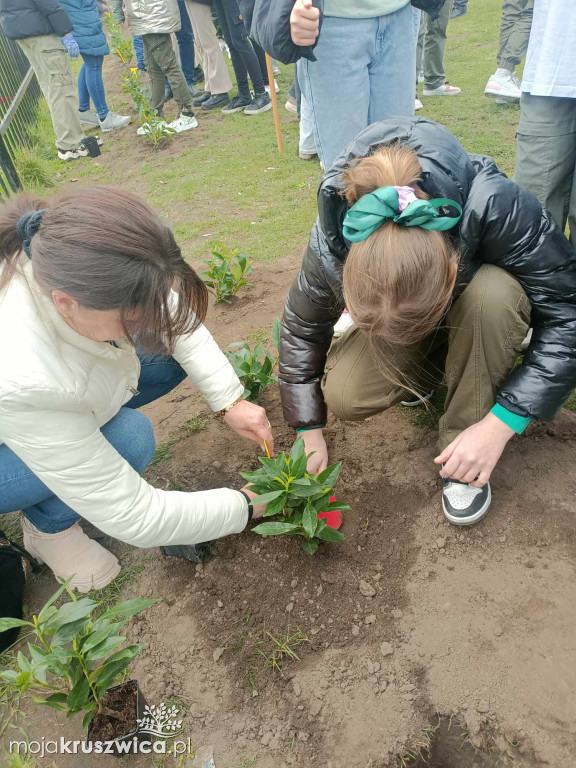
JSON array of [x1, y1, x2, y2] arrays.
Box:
[[0, 0, 72, 39], [279, 117, 576, 428]]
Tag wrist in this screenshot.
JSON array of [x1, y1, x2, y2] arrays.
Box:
[[489, 404, 532, 435], [485, 410, 516, 439], [239, 490, 253, 521], [296, 425, 325, 433], [220, 396, 243, 417]]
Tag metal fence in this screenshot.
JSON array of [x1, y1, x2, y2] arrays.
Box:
[[0, 29, 42, 196]]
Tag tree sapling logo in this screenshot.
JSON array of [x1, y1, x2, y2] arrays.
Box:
[[137, 703, 183, 737]]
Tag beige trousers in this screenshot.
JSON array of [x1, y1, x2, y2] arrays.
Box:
[[17, 35, 85, 151], [322, 265, 531, 450], [184, 0, 232, 94]]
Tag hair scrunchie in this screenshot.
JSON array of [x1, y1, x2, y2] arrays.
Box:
[[16, 209, 46, 258], [342, 186, 462, 244]]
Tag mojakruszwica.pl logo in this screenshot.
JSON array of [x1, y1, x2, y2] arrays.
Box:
[[10, 703, 192, 757]]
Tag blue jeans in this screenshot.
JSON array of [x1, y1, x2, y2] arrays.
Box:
[[78, 54, 109, 120], [133, 35, 146, 70], [299, 2, 415, 169], [0, 353, 187, 534]]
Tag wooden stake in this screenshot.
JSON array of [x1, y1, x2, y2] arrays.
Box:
[[265, 53, 283, 153]]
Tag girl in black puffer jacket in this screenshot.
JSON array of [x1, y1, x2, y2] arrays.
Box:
[[279, 117, 576, 526]]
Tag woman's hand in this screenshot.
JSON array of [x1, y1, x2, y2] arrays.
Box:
[[224, 400, 274, 455], [434, 412, 515, 487], [300, 428, 329, 474], [241, 485, 266, 519], [290, 0, 320, 46]]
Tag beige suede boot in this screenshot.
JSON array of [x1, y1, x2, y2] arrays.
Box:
[[22, 518, 121, 593]]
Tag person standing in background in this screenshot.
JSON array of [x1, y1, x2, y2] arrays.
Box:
[[450, 0, 468, 18], [417, 0, 462, 99], [291, 0, 416, 171], [58, 0, 132, 132], [484, 0, 534, 104], [514, 0, 576, 246], [0, 0, 94, 160], [186, 0, 233, 110]]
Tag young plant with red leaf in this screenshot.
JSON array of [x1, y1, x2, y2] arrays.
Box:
[[240, 437, 349, 554]]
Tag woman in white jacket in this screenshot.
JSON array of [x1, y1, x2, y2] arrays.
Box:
[[0, 187, 273, 592]]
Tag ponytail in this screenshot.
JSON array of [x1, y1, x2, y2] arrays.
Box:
[[0, 193, 46, 293]]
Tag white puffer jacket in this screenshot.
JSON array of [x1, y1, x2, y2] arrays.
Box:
[[0, 255, 248, 548], [125, 0, 181, 37]]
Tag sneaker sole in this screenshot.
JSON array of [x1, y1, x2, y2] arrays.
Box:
[[423, 90, 462, 97], [222, 105, 250, 114], [244, 102, 273, 115], [100, 122, 132, 133], [22, 541, 121, 592], [202, 101, 230, 110], [442, 484, 491, 526], [79, 119, 101, 127], [484, 88, 519, 102]]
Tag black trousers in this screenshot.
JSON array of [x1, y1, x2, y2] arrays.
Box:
[[212, 0, 265, 96]]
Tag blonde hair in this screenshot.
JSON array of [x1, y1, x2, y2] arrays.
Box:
[[341, 144, 458, 345]]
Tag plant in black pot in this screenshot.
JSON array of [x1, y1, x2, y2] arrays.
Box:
[[0, 579, 158, 755]]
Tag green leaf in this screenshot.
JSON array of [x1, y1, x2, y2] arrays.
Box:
[[250, 490, 285, 505], [81, 621, 123, 652], [82, 706, 97, 730], [252, 522, 301, 536], [32, 695, 66, 711], [93, 658, 134, 699], [0, 617, 33, 633], [291, 453, 308, 479], [316, 501, 351, 514], [301, 539, 319, 555], [44, 599, 98, 633], [51, 617, 92, 647], [90, 646, 142, 687], [290, 481, 323, 499], [17, 651, 31, 673], [262, 493, 286, 518], [316, 461, 342, 489], [315, 525, 346, 543], [42, 692, 68, 704], [302, 503, 317, 538], [0, 670, 19, 683], [37, 578, 74, 625], [98, 597, 159, 622], [290, 437, 306, 464], [85, 635, 125, 662], [272, 317, 281, 351], [66, 675, 92, 713]]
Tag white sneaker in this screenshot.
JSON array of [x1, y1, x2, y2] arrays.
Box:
[[99, 111, 132, 132], [265, 79, 279, 95], [167, 112, 198, 133], [285, 96, 298, 114], [418, 71, 425, 83], [423, 82, 462, 96], [22, 517, 120, 593], [333, 309, 354, 337], [78, 108, 100, 127], [484, 71, 520, 102], [415, 97, 424, 110], [442, 479, 491, 526], [136, 119, 168, 136]]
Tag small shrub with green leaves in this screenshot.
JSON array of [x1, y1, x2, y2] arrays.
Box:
[[104, 13, 134, 65], [226, 318, 281, 402], [200, 248, 253, 304], [0, 580, 158, 728], [122, 69, 175, 147], [240, 438, 349, 554]]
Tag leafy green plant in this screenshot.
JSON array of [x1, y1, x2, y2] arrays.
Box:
[[0, 580, 158, 728], [181, 415, 209, 434], [104, 12, 134, 65], [240, 437, 349, 554], [200, 248, 253, 303], [226, 318, 281, 402], [122, 69, 175, 148]]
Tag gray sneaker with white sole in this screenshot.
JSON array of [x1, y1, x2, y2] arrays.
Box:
[[442, 478, 491, 526]]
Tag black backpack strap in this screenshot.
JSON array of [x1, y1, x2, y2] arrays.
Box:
[[0, 530, 42, 574]]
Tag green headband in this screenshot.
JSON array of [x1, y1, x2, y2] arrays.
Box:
[[342, 185, 462, 243]]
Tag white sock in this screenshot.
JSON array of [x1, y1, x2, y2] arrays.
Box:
[[495, 67, 513, 78]]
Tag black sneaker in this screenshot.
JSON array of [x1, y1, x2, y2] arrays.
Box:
[[442, 477, 491, 526], [244, 91, 272, 115], [187, 82, 204, 98], [193, 64, 204, 84], [202, 92, 230, 110], [193, 90, 212, 106], [222, 94, 252, 114]]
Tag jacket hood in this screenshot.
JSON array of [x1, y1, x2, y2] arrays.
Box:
[[317, 117, 478, 261]]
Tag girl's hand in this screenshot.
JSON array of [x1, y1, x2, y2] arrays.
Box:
[[300, 428, 328, 474], [290, 0, 320, 46], [434, 412, 515, 487], [224, 400, 274, 455]]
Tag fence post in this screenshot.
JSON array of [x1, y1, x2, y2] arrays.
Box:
[[0, 134, 21, 192]]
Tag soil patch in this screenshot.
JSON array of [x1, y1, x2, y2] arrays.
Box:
[[88, 680, 139, 743]]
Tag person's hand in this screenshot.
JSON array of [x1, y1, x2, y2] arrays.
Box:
[[300, 428, 328, 474], [223, 399, 274, 454], [290, 0, 320, 46], [434, 412, 515, 487], [241, 485, 266, 519], [61, 33, 80, 59]]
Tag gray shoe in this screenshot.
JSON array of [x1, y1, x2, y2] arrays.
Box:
[[442, 478, 491, 526], [99, 111, 132, 132], [78, 108, 100, 127]]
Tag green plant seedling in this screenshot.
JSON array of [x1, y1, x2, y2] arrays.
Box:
[[104, 13, 134, 65], [240, 437, 349, 554], [200, 247, 253, 304], [226, 318, 281, 402], [0, 579, 158, 728]]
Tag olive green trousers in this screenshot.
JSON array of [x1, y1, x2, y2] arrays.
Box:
[[321, 265, 531, 450]]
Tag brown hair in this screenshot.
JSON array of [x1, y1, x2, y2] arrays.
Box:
[[341, 144, 458, 345], [0, 187, 208, 352]]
